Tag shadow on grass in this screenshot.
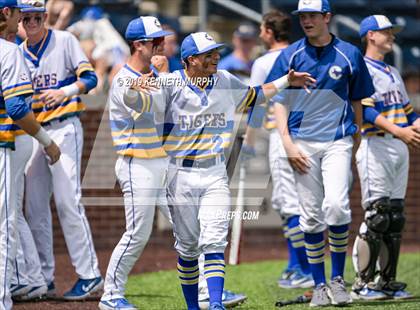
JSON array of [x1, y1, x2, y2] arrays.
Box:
[[351, 297, 420, 307]]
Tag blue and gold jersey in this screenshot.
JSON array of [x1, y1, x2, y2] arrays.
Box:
[[19, 29, 94, 125], [108, 65, 167, 159], [362, 57, 416, 136], [159, 69, 260, 160], [0, 39, 33, 149]]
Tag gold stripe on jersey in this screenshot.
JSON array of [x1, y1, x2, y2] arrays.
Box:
[[32, 94, 86, 123], [237, 87, 256, 112], [3, 84, 33, 100], [404, 104, 414, 114], [361, 97, 375, 107], [116, 148, 167, 158], [75, 62, 95, 76], [164, 132, 231, 142], [164, 140, 230, 152]]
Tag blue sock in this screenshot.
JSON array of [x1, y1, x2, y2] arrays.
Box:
[[204, 253, 225, 304], [304, 232, 326, 285], [329, 224, 349, 279], [177, 257, 199, 310], [283, 222, 300, 270], [287, 216, 310, 275]]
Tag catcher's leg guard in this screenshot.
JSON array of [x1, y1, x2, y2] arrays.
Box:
[[379, 199, 407, 291], [352, 198, 390, 290]]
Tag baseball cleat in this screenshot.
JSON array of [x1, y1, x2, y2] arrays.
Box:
[[16, 285, 48, 301], [310, 283, 330, 307], [63, 276, 103, 300], [11, 284, 32, 298], [383, 289, 414, 300], [46, 281, 56, 297], [277, 268, 296, 289], [350, 286, 388, 300], [290, 270, 315, 289], [328, 276, 352, 306], [209, 302, 226, 310], [199, 290, 247, 309], [99, 298, 138, 310]]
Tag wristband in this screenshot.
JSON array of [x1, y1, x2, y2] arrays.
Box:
[[60, 83, 80, 97], [34, 127, 52, 147], [272, 75, 289, 92]]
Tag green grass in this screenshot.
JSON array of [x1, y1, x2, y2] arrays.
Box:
[[126, 253, 420, 309]]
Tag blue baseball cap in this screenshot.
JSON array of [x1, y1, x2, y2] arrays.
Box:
[[0, 0, 32, 9], [181, 32, 224, 60], [125, 16, 172, 41], [359, 15, 403, 38], [292, 0, 331, 15], [20, 0, 46, 13], [81, 6, 104, 20]]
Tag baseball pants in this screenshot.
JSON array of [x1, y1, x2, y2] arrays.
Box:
[[0, 148, 15, 310], [268, 130, 300, 219], [25, 117, 100, 283], [167, 160, 230, 259], [294, 136, 353, 233], [102, 156, 169, 301], [11, 134, 45, 288], [356, 136, 409, 209]]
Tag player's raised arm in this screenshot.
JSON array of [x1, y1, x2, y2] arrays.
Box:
[[260, 69, 316, 100]]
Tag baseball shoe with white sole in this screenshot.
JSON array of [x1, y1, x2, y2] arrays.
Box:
[[199, 290, 247, 309], [310, 283, 331, 307], [99, 298, 138, 310], [16, 285, 48, 301], [328, 276, 352, 306], [63, 276, 103, 300], [11, 284, 32, 298]]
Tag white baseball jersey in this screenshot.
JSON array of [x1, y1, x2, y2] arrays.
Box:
[[362, 57, 414, 136], [250, 49, 281, 130], [160, 69, 258, 159], [0, 39, 33, 148], [19, 29, 94, 124], [109, 64, 167, 158], [357, 57, 414, 207]]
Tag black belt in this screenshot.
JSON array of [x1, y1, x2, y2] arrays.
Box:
[[170, 155, 225, 168], [376, 133, 397, 139]]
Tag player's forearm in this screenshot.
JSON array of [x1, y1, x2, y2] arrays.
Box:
[[261, 75, 289, 100], [274, 102, 293, 146], [374, 115, 408, 136]]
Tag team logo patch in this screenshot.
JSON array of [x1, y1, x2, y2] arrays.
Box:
[[154, 18, 161, 28], [329, 65, 343, 80], [19, 73, 29, 81], [205, 33, 214, 42], [303, 0, 312, 5]]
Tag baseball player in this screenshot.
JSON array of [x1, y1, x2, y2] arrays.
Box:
[[18, 0, 102, 300], [266, 0, 375, 306], [98, 16, 172, 310], [351, 15, 420, 300], [248, 9, 312, 289], [0, 1, 61, 309], [126, 31, 315, 310]]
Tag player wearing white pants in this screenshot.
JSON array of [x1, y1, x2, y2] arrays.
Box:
[[10, 134, 48, 300], [267, 0, 375, 306], [351, 15, 420, 300], [0, 3, 61, 308], [134, 31, 313, 310], [19, 2, 102, 300], [99, 16, 173, 310]]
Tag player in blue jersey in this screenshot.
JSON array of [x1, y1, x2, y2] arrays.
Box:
[[351, 15, 419, 301], [266, 0, 375, 306]]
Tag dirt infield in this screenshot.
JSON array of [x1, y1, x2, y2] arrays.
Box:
[[13, 233, 419, 310]]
